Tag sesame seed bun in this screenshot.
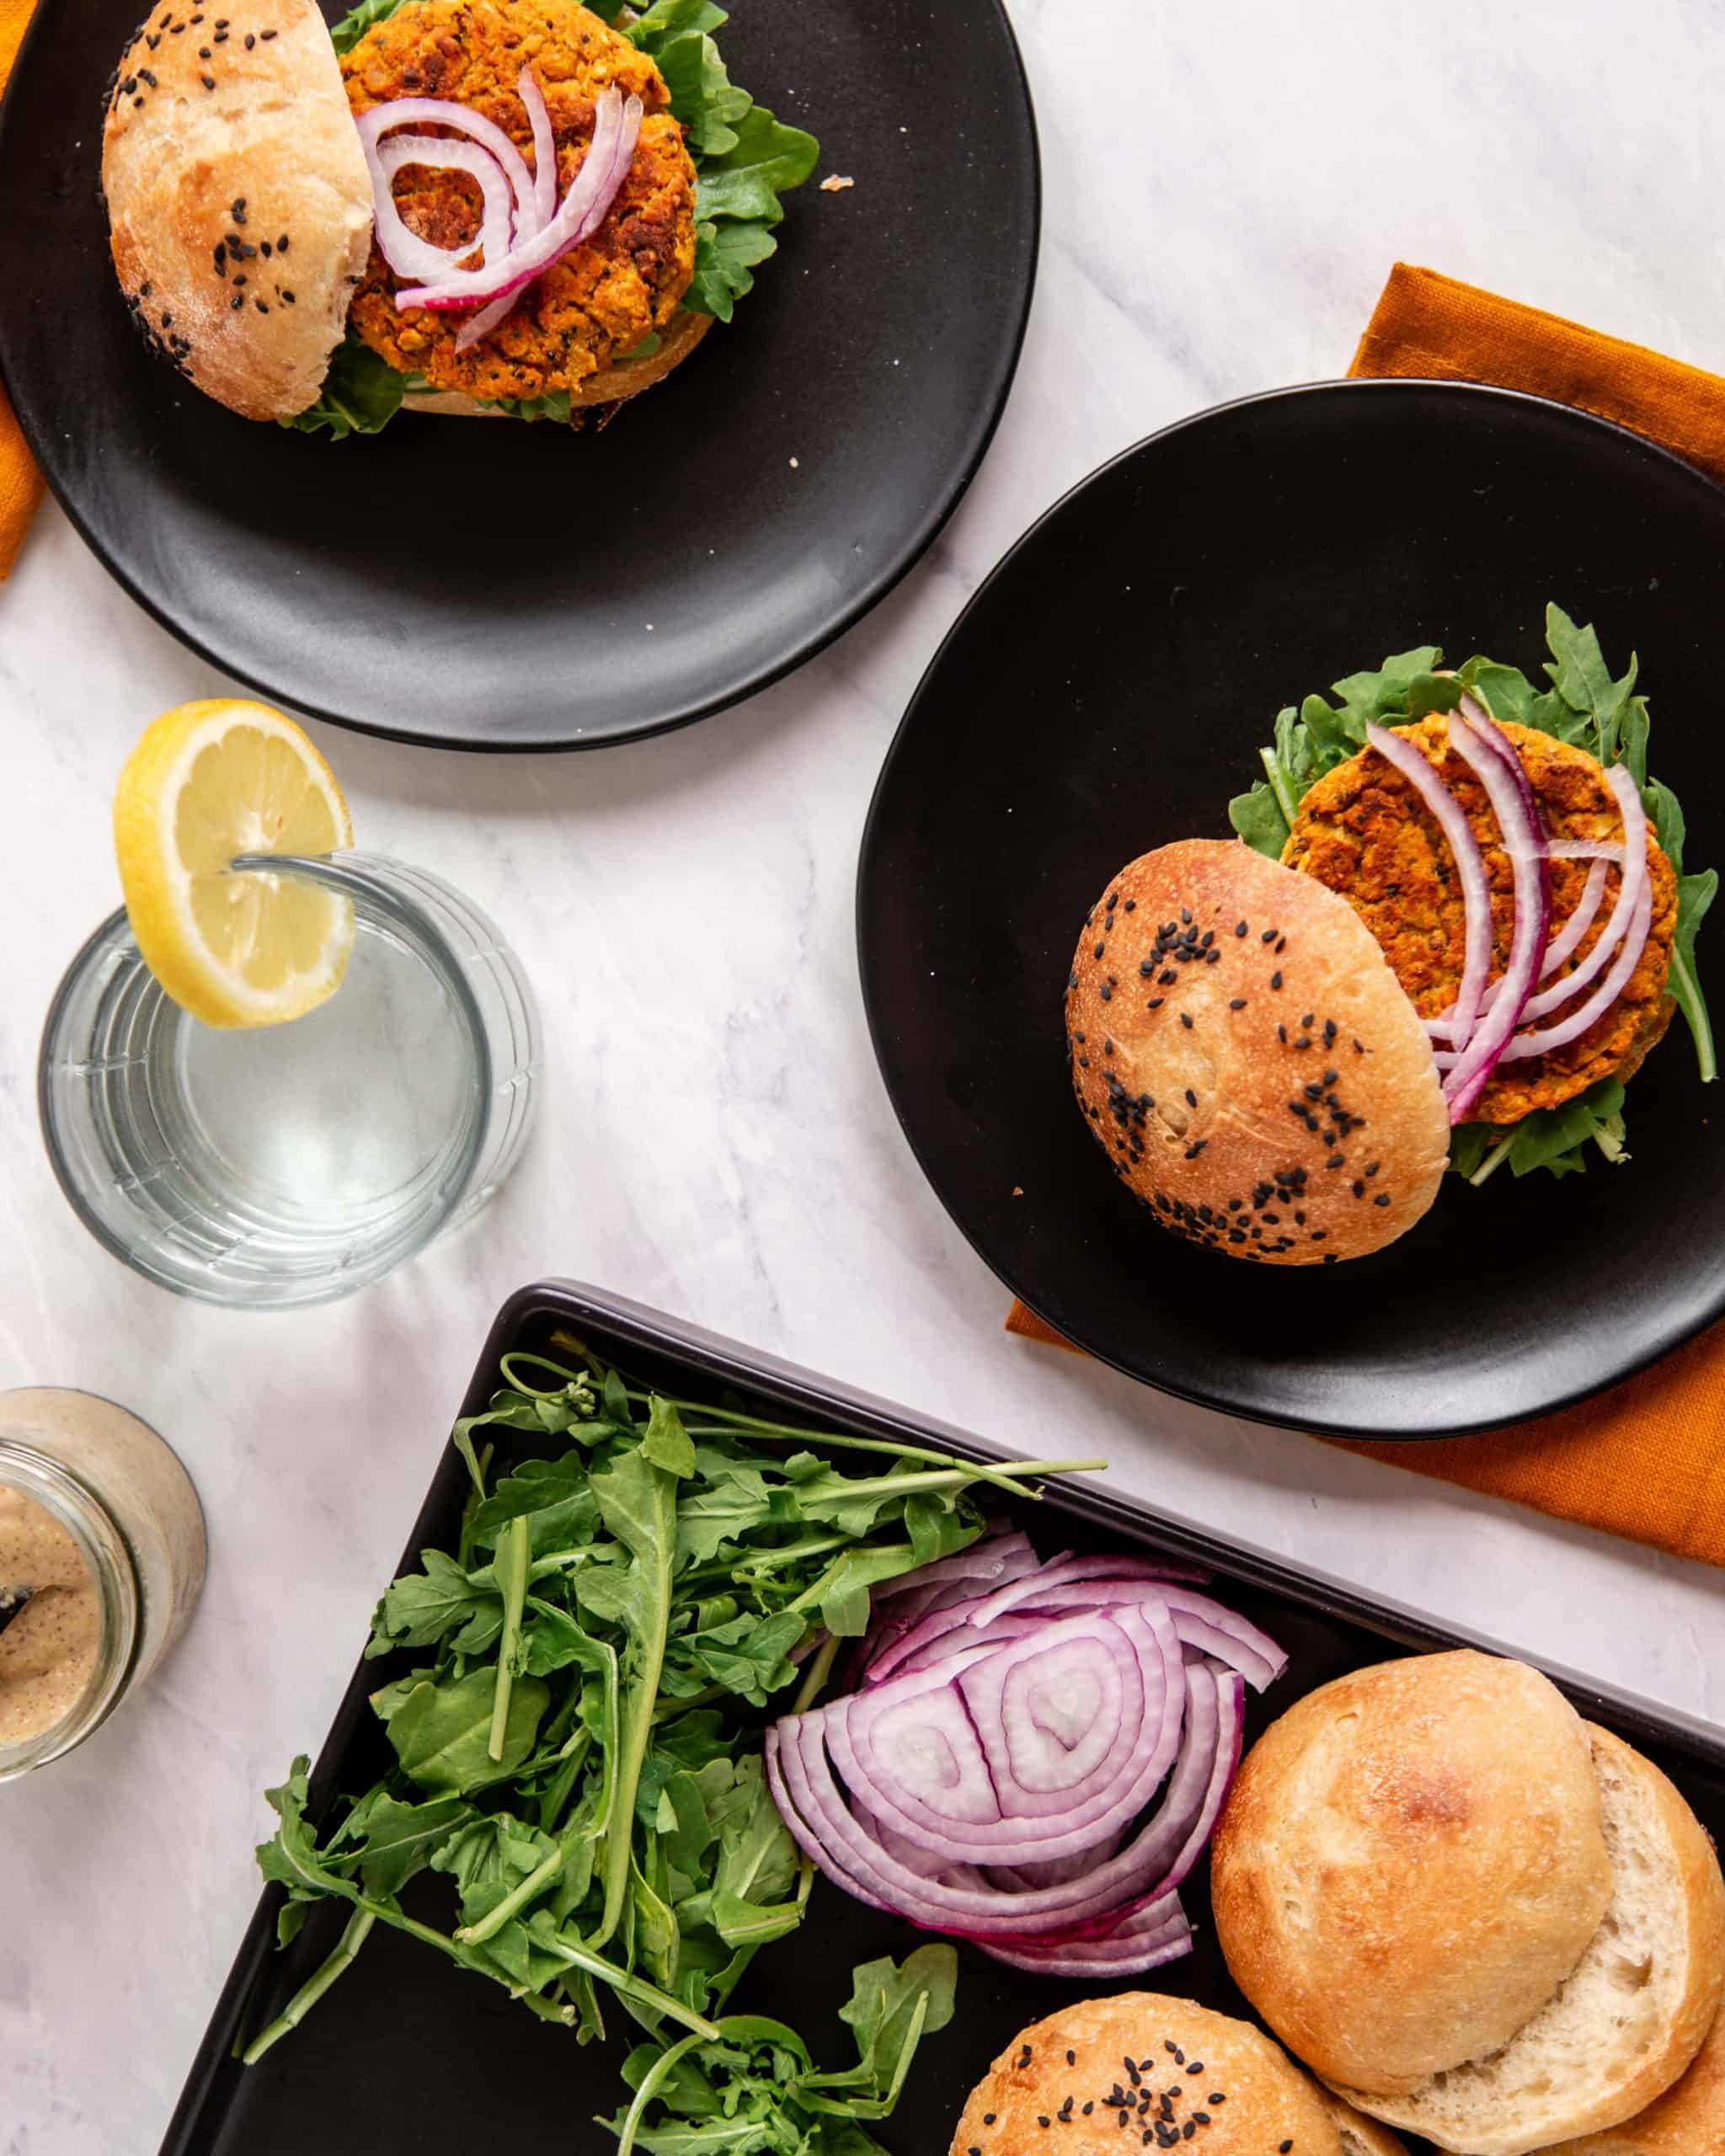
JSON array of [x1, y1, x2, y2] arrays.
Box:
[[1065, 840, 1450, 1265], [102, 0, 373, 422], [947, 1995, 1407, 2156]]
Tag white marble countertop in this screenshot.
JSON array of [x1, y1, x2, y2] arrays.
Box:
[[7, 0, 1725, 2145]]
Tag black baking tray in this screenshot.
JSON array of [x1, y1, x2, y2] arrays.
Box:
[[163, 1282, 1725, 2155]]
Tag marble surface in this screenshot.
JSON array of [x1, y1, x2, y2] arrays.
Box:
[[6, 0, 1725, 2144]]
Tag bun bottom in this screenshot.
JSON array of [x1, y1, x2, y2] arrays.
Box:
[[400, 307, 713, 420]]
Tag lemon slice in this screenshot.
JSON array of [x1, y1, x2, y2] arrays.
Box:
[[113, 700, 355, 1028]]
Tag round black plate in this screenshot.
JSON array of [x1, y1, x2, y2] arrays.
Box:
[[858, 380, 1725, 1438], [0, 0, 1036, 749]]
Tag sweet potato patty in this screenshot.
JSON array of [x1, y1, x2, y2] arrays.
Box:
[[1284, 716, 1676, 1125], [342, 0, 697, 401]]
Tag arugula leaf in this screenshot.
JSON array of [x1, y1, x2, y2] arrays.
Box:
[[328, 0, 403, 52], [1644, 777, 1718, 1084], [332, 1789, 473, 1897], [1451, 1076, 1628, 1184], [366, 1548, 503, 1659], [280, 335, 406, 440], [379, 1668, 549, 1792]]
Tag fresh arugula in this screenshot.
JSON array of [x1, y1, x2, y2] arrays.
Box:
[[607, 1945, 959, 2154], [280, 334, 409, 440], [1227, 605, 1716, 1178], [297, 0, 817, 434], [247, 1342, 1099, 2143]]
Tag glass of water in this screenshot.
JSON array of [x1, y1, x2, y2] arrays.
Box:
[[39, 852, 539, 1310]]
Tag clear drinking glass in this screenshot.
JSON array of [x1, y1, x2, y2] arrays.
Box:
[[39, 852, 539, 1309]]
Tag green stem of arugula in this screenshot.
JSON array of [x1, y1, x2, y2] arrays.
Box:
[[590, 1468, 676, 1954], [791, 1633, 841, 1716], [613, 2029, 711, 2156], [1466, 1133, 1517, 1187], [239, 1907, 375, 2064], [1669, 944, 1718, 1083], [457, 1845, 565, 1948], [489, 1514, 530, 1762], [1259, 744, 1301, 830]]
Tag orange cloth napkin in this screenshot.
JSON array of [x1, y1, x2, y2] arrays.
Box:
[[0, 0, 46, 578], [1007, 264, 1725, 1568]]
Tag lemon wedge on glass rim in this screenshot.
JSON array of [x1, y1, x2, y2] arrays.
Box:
[[113, 700, 355, 1028]]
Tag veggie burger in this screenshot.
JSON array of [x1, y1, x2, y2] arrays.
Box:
[[1067, 609, 1716, 1265], [100, 0, 815, 435]]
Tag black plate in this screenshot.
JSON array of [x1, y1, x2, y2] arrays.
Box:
[[857, 379, 1725, 1438], [0, 0, 1036, 750], [163, 1281, 1725, 2156]]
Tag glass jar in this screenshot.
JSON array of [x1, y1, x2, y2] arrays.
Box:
[[38, 851, 540, 1309], [0, 1389, 206, 1780]]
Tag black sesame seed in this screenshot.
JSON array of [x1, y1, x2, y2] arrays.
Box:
[[1327, 1154, 1344, 1169], [1093, 941, 1105, 960], [231, 292, 243, 308], [1270, 971, 1282, 989], [277, 233, 289, 250], [1374, 1192, 1391, 1206], [1234, 921, 1247, 937], [1099, 984, 1111, 1002], [1229, 997, 1247, 1010], [1180, 909, 1192, 924], [1159, 969, 1176, 986], [1184, 1140, 1207, 1158], [1146, 997, 1162, 1010], [1366, 1161, 1380, 1175], [1353, 1180, 1365, 1197], [1275, 936, 1287, 953], [1204, 947, 1220, 962], [199, 41, 210, 51], [1261, 928, 1276, 942], [983, 2117, 996, 2127], [243, 29, 254, 42], [1184, 1089, 1197, 1107], [1179, 1012, 1193, 1030], [281, 290, 296, 303], [1281, 2144, 1294, 2153], [1066, 2052, 1076, 2067]]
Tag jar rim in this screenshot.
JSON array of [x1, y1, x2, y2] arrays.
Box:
[[0, 1436, 141, 1778]]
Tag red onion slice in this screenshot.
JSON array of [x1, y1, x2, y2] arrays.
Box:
[[765, 1666, 1235, 1943], [1507, 766, 1646, 1027], [373, 135, 514, 283], [975, 1580, 1288, 1693], [1425, 853, 1614, 1041], [518, 65, 557, 231], [1547, 841, 1626, 859], [1439, 704, 1553, 1122], [398, 88, 639, 312], [355, 99, 540, 282], [1494, 872, 1653, 1059], [959, 1550, 1210, 1629], [1364, 720, 1495, 1049], [978, 1898, 1191, 1977]]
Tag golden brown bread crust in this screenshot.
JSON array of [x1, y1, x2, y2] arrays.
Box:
[[102, 0, 373, 419], [1065, 841, 1450, 1265], [342, 0, 698, 403], [1543, 2004, 1725, 2154], [1210, 1652, 1612, 2095], [1284, 718, 1678, 1125], [947, 1996, 1355, 2156], [1321, 2097, 1412, 2156]]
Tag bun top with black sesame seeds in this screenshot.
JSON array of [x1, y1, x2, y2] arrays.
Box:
[[1065, 840, 1450, 1266], [946, 1994, 1406, 2156], [102, 0, 371, 419]]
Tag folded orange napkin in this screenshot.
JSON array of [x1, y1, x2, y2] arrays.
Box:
[[1007, 264, 1725, 1569], [0, 0, 46, 579]]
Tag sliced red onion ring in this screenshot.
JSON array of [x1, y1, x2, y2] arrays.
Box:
[[1364, 719, 1495, 1049], [398, 88, 639, 312], [1424, 852, 1615, 1042], [766, 1666, 1235, 1940], [978, 1897, 1191, 1977], [765, 1531, 1261, 1979], [959, 1550, 1210, 1629], [971, 1580, 1288, 1694], [1439, 702, 1552, 1122], [374, 135, 515, 282], [1494, 872, 1653, 1059], [1506, 766, 1646, 1027], [1547, 841, 1626, 859], [519, 65, 557, 230], [355, 98, 541, 281]]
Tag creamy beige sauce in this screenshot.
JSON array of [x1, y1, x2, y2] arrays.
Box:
[[0, 1486, 99, 1744]]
